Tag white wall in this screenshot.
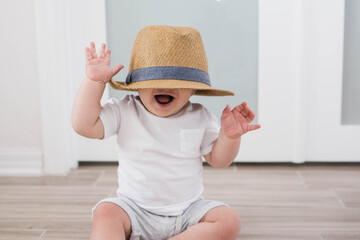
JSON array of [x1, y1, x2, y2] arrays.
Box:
[[0, 0, 43, 174], [0, 0, 108, 175]]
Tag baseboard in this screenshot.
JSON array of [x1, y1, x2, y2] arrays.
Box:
[[0, 148, 43, 175]]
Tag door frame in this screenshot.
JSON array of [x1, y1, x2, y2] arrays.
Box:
[[35, 0, 111, 174]]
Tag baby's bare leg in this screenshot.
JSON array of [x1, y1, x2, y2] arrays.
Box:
[[91, 202, 131, 240], [169, 206, 241, 240]]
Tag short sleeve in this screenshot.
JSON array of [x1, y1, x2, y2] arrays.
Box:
[[200, 107, 220, 155], [99, 98, 122, 139]]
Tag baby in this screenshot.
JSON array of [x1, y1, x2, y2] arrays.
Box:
[[72, 25, 260, 240]]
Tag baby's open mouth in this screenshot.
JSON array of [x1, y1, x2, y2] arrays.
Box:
[[155, 95, 174, 104]]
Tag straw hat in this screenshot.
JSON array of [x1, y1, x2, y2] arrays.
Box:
[[109, 25, 234, 96]]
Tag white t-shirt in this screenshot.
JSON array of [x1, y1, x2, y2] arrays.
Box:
[[99, 95, 220, 216]]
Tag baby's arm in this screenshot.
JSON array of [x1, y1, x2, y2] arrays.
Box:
[[71, 42, 123, 139], [203, 102, 261, 168]]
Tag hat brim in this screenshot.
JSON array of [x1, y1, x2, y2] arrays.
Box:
[[109, 79, 234, 96]]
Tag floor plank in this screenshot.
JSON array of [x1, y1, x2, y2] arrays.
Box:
[[39, 230, 91, 240], [0, 229, 43, 240]]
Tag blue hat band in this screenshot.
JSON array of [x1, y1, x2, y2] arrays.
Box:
[[126, 66, 211, 86]]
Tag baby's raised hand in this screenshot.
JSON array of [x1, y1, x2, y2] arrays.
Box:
[[220, 102, 261, 139], [85, 42, 124, 83]]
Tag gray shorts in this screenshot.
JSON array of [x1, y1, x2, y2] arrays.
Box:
[[92, 195, 226, 240]]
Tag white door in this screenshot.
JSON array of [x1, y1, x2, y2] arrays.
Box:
[[302, 0, 360, 161]]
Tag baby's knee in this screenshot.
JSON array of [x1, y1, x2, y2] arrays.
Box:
[[217, 208, 241, 240], [91, 203, 132, 240], [93, 203, 117, 220], [93, 202, 130, 227]]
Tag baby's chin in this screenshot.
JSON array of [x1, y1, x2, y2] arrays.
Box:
[[148, 109, 179, 118], [146, 104, 187, 118]]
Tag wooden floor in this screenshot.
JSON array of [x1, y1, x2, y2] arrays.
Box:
[[0, 163, 360, 240]]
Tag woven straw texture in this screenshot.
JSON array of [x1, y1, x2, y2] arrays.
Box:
[[110, 25, 234, 96]]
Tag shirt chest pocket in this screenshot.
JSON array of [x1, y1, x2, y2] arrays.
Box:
[[180, 129, 205, 156]]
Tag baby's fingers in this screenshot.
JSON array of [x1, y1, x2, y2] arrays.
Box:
[[235, 102, 247, 112], [99, 43, 106, 58], [236, 103, 256, 120], [90, 42, 97, 58], [247, 110, 256, 122], [111, 64, 124, 76], [221, 105, 232, 120], [85, 47, 92, 63], [247, 124, 261, 132]]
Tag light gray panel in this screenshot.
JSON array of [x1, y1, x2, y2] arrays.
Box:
[[106, 0, 258, 122], [342, 0, 360, 125]]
